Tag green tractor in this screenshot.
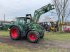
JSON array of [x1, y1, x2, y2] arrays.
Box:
[[9, 14, 44, 43], [9, 4, 54, 43]]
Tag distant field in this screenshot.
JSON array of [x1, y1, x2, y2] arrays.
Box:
[[0, 30, 70, 52]]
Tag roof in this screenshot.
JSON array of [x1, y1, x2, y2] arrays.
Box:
[[16, 17, 25, 19], [16, 17, 31, 19]]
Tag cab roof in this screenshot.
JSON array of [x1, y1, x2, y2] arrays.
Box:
[[16, 17, 31, 19]]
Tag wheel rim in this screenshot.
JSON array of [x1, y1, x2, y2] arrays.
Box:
[[29, 33, 37, 41], [10, 28, 18, 39]]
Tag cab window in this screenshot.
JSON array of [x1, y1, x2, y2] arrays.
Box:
[[27, 19, 30, 23], [19, 19, 25, 24]]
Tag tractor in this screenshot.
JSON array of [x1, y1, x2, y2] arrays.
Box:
[[9, 4, 54, 43]]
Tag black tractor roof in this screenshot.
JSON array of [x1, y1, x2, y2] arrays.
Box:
[[16, 17, 31, 19]]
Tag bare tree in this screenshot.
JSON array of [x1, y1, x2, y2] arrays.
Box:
[[61, 0, 69, 22], [52, 0, 70, 31], [65, 7, 70, 22], [52, 0, 61, 22]]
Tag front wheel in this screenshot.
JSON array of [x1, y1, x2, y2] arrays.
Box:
[[27, 31, 40, 43], [10, 26, 21, 40]]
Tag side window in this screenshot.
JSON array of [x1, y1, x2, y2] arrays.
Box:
[[27, 19, 30, 23], [19, 19, 25, 24]]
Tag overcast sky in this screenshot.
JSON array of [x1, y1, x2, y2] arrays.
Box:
[[0, 0, 70, 22], [0, 0, 52, 21]]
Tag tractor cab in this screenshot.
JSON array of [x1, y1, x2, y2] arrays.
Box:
[[16, 17, 25, 24], [15, 14, 32, 24], [16, 17, 31, 24]]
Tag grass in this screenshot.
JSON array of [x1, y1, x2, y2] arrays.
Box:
[[1, 30, 70, 40], [0, 30, 9, 37], [45, 32, 70, 41], [0, 30, 70, 52]]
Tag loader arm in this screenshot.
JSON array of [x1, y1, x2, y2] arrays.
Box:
[[33, 4, 54, 22]]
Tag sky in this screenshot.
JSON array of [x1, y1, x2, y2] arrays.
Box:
[[0, 0, 70, 22], [0, 0, 52, 21]]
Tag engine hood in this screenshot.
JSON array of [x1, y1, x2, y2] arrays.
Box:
[[28, 22, 45, 32]]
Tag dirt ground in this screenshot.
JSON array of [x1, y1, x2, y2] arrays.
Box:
[[0, 35, 70, 50]]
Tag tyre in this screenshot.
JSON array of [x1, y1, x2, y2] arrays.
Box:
[[27, 31, 40, 43], [10, 26, 21, 40]]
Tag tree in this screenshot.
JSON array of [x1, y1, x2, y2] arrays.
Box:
[[52, 0, 70, 32]]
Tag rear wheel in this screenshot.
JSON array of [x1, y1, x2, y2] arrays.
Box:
[[10, 26, 21, 40], [27, 31, 40, 43]]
